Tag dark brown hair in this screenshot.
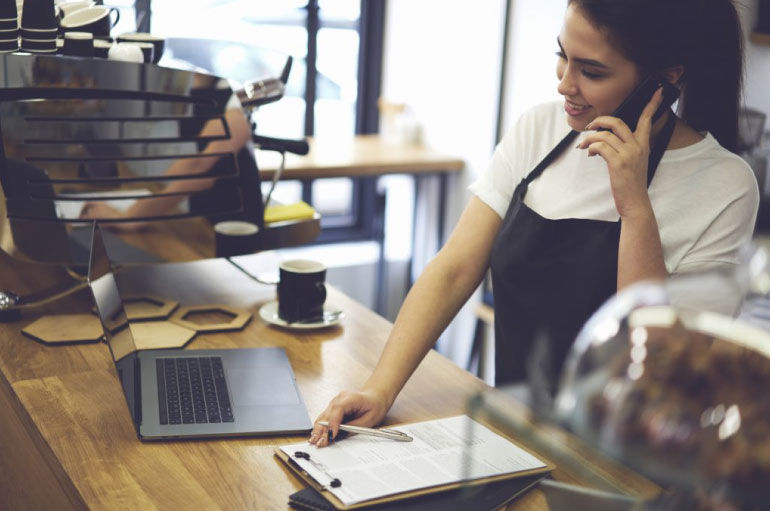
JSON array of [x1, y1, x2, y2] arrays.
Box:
[[568, 0, 744, 152]]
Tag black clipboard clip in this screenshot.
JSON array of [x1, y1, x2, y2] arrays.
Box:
[[294, 451, 342, 489]]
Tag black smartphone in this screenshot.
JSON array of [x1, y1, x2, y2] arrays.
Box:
[[600, 74, 680, 132]]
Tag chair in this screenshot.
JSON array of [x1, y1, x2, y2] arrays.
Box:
[[0, 52, 319, 267]]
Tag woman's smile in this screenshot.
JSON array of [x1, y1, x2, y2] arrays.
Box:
[[564, 99, 592, 117]]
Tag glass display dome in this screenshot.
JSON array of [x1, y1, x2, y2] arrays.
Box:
[[554, 262, 770, 509]]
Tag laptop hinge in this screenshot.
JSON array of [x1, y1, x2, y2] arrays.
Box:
[[134, 355, 142, 429]]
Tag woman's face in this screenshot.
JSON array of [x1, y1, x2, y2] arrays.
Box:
[[556, 4, 642, 131]]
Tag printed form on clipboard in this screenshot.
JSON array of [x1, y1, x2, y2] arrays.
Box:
[[275, 415, 552, 510]]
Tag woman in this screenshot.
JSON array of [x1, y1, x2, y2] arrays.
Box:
[[311, 0, 758, 446]]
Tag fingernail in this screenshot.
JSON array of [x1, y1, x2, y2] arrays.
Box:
[[575, 143, 582, 149], [584, 122, 593, 130]]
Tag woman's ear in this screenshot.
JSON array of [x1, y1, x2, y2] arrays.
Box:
[[662, 65, 685, 86]]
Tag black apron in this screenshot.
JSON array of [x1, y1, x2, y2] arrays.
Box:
[[489, 112, 676, 387]]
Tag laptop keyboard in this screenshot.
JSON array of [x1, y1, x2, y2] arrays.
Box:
[[156, 357, 235, 425]]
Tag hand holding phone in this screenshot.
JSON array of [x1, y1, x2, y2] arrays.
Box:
[[576, 74, 680, 219], [600, 74, 680, 132]]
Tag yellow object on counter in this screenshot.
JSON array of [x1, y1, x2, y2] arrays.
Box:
[[264, 201, 317, 224]]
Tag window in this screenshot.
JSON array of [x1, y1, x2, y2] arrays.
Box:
[[115, 0, 384, 242]]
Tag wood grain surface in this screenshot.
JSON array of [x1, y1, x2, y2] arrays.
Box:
[[123, 295, 179, 321], [0, 248, 659, 510], [22, 313, 104, 344]]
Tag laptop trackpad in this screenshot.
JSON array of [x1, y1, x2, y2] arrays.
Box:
[[228, 367, 301, 406]]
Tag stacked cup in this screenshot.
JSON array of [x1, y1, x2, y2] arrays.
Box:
[[57, 1, 95, 20], [59, 5, 119, 38], [61, 30, 92, 57], [20, 0, 57, 53], [0, 0, 19, 53], [116, 32, 165, 64]]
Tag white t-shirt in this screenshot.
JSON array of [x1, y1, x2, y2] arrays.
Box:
[[470, 101, 759, 311]]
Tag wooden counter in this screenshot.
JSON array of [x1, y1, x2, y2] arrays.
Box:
[[0, 245, 659, 510]]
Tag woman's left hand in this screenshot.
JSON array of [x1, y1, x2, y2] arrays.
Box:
[[576, 87, 664, 220]]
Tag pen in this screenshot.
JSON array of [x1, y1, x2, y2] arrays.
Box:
[[317, 421, 413, 442]]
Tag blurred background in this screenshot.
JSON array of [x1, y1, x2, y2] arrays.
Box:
[[102, 0, 770, 384]]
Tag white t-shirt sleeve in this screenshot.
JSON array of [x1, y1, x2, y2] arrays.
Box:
[[469, 144, 518, 217], [469, 103, 561, 218], [667, 154, 759, 316], [672, 157, 759, 273]]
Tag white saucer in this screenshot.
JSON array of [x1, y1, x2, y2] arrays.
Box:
[[258, 300, 344, 330]]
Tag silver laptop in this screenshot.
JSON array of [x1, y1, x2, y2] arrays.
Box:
[[87, 222, 312, 440]]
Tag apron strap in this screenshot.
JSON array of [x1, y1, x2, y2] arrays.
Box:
[[523, 130, 579, 187], [647, 110, 676, 187], [521, 108, 677, 192]]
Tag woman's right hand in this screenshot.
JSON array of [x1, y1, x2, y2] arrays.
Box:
[[309, 388, 391, 447]]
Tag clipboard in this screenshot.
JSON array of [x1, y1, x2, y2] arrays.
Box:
[[287, 473, 547, 511], [274, 415, 553, 510]]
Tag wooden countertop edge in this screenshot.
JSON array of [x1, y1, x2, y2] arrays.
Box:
[[0, 372, 87, 510]]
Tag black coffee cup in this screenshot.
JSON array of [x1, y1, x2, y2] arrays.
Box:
[[0, 37, 17, 52], [93, 37, 111, 57], [20, 27, 56, 39], [116, 32, 164, 64], [0, 18, 17, 31], [62, 31, 93, 57], [21, 38, 56, 52], [0, 27, 17, 39], [214, 220, 260, 258], [277, 259, 327, 323], [60, 5, 118, 37], [0, 0, 17, 19], [20, 0, 56, 30]]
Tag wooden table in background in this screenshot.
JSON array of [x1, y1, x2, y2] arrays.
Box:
[[0, 239, 659, 510], [258, 135, 465, 312], [258, 134, 464, 241], [257, 134, 464, 244], [257, 134, 465, 182]]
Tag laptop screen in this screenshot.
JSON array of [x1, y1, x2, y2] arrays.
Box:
[[87, 222, 137, 362]]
